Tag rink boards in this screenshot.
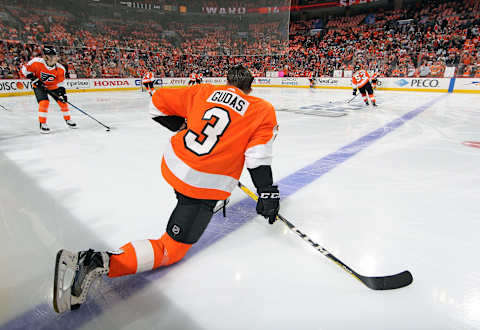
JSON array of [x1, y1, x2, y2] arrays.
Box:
[[0, 77, 479, 97]]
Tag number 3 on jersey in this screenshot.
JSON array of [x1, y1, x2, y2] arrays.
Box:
[[184, 107, 231, 156]]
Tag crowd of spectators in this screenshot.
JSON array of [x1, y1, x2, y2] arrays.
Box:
[[0, 0, 479, 79]]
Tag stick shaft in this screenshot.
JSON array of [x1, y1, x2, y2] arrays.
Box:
[[237, 182, 363, 283], [237, 181, 414, 290], [45, 89, 110, 129]]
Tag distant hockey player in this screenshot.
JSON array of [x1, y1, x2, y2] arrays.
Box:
[[371, 71, 380, 90], [195, 72, 203, 84], [188, 72, 196, 86], [352, 65, 377, 106], [21, 45, 76, 133], [52, 65, 280, 313], [307, 71, 315, 88], [142, 70, 155, 96]]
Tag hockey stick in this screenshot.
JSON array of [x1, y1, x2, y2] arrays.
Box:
[[0, 104, 10, 111], [237, 181, 413, 290], [346, 94, 358, 104], [46, 90, 112, 131]]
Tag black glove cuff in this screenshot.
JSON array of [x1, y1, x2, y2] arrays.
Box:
[[152, 115, 186, 132], [57, 87, 66, 95], [248, 165, 273, 189]]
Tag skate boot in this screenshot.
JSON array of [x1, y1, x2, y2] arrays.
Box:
[[40, 123, 50, 134], [364, 100, 369, 106], [66, 119, 77, 129], [372, 101, 377, 107], [53, 249, 109, 313]]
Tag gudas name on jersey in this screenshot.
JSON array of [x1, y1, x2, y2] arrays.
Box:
[[206, 90, 249, 116]]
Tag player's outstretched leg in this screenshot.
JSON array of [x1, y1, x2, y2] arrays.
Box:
[[53, 249, 109, 313]]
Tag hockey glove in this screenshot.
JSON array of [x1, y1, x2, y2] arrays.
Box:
[[26, 73, 44, 90], [152, 115, 186, 132], [56, 87, 68, 103], [256, 185, 280, 224], [353, 89, 357, 96]]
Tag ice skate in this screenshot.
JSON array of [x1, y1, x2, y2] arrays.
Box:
[[66, 119, 77, 129], [40, 123, 50, 134], [53, 249, 109, 313]]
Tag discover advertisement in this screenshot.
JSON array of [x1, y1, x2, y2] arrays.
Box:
[[0, 79, 34, 96]]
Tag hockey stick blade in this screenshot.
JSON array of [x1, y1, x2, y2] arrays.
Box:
[[238, 181, 414, 290], [355, 270, 413, 290]]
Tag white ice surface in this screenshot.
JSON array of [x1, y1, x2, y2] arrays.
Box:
[[0, 88, 479, 330]]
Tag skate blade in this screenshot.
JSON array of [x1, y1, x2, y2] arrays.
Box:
[[53, 249, 77, 313]]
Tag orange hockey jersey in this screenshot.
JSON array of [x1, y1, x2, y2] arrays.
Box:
[[352, 70, 371, 88], [142, 72, 154, 83], [21, 57, 66, 90], [150, 83, 278, 200]]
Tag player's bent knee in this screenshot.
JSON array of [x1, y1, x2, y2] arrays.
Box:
[[166, 193, 217, 244]]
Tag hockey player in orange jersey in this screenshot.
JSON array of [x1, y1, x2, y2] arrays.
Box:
[[370, 71, 380, 90], [21, 46, 76, 133], [142, 70, 155, 96], [188, 72, 197, 86], [352, 64, 377, 107], [52, 65, 280, 313], [195, 72, 203, 84]]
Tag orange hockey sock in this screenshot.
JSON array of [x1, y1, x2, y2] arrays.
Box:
[[108, 233, 192, 278], [38, 100, 49, 123], [57, 101, 71, 120]]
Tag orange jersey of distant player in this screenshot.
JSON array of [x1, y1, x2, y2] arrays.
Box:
[[150, 84, 278, 200], [190, 73, 196, 80], [352, 70, 371, 88], [142, 72, 154, 83], [21, 57, 66, 90]]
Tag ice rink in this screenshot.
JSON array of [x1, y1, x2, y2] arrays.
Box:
[[1, 87, 479, 330]]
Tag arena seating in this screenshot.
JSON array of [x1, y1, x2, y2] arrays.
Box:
[[0, 0, 478, 79]]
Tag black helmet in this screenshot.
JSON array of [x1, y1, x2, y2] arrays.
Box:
[[227, 65, 254, 93], [43, 45, 57, 56]]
